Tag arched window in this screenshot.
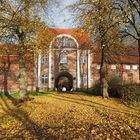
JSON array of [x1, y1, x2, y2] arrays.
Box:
[[41, 75, 48, 84]]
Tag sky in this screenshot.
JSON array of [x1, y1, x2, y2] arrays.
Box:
[[45, 0, 79, 29]]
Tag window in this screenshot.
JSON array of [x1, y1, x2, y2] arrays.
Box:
[[83, 75, 87, 83], [132, 65, 138, 70], [69, 40, 75, 47], [60, 54, 67, 64], [41, 75, 48, 84], [111, 64, 117, 70], [80, 56, 86, 64], [97, 64, 100, 69], [125, 65, 131, 70], [81, 74, 87, 83], [62, 37, 67, 47], [42, 56, 48, 64]]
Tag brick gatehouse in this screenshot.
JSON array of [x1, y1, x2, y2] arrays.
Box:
[[0, 28, 139, 93]]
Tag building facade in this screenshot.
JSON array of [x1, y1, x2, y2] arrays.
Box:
[[0, 28, 139, 93]]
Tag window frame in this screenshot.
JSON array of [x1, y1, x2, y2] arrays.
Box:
[[60, 54, 67, 64], [81, 74, 87, 84], [80, 56, 86, 64], [111, 64, 117, 70], [125, 65, 131, 70], [41, 74, 48, 84], [132, 65, 138, 70], [42, 56, 48, 64], [97, 64, 101, 70]]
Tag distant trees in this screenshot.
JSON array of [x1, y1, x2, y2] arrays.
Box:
[[0, 0, 53, 101]]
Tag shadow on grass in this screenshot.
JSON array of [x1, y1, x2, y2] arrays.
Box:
[[49, 94, 140, 117], [0, 93, 56, 139], [0, 94, 41, 139], [3, 93, 20, 106]]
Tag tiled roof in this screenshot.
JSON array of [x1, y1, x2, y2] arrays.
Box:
[[93, 47, 139, 64]]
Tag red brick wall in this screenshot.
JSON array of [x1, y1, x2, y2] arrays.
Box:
[[0, 53, 139, 93], [0, 61, 35, 93]]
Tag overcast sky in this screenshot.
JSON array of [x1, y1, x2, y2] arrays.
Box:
[[45, 0, 79, 28]]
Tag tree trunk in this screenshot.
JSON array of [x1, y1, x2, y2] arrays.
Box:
[[138, 39, 140, 81], [18, 44, 29, 101], [99, 49, 109, 98], [99, 49, 104, 96]]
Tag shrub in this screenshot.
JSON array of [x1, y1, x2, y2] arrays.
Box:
[[117, 84, 140, 105], [108, 76, 123, 97], [108, 76, 140, 105], [88, 81, 101, 96], [88, 77, 140, 106], [89, 76, 123, 96]]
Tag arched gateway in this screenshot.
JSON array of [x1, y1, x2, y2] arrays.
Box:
[[48, 34, 81, 90], [37, 29, 91, 91]]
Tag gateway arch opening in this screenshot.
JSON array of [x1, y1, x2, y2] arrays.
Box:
[[55, 72, 73, 92], [48, 34, 81, 90]]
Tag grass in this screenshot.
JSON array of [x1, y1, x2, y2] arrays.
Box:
[[28, 90, 54, 96], [0, 90, 53, 99], [0, 92, 140, 139], [0, 92, 20, 99]]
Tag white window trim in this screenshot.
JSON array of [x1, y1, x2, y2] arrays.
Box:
[[111, 64, 117, 70], [125, 65, 131, 70], [97, 64, 100, 70], [132, 65, 138, 70]]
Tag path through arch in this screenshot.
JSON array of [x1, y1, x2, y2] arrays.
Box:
[[55, 72, 73, 91]]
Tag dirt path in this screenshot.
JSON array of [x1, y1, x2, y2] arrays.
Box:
[[0, 93, 140, 140]]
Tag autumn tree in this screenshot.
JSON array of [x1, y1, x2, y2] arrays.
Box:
[[117, 0, 140, 80], [0, 0, 52, 101], [74, 0, 122, 97]]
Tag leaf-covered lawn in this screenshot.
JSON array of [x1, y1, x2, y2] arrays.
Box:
[[0, 93, 140, 140]]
